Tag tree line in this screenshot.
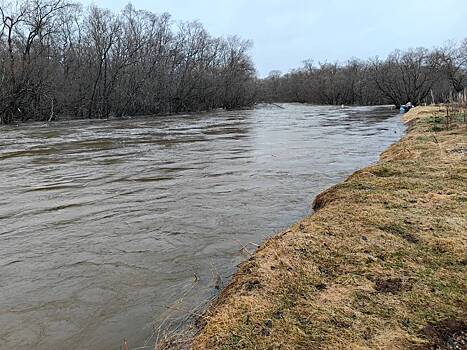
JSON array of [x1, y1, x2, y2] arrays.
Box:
[[0, 0, 256, 124], [1, 0, 466, 125], [258, 39, 467, 107]]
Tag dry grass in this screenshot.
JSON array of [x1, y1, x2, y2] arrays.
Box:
[[191, 106, 467, 350]]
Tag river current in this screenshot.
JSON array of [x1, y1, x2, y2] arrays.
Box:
[[0, 104, 404, 349]]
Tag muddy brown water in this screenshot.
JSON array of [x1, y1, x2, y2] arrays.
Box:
[[0, 104, 404, 349]]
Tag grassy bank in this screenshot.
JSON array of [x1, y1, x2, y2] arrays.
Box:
[[192, 106, 466, 349]]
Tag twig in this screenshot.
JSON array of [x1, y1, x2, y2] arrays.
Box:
[[48, 98, 54, 122]]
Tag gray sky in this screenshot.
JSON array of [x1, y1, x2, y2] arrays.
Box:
[[81, 0, 467, 77]]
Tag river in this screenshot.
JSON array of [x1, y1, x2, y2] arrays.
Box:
[[0, 104, 404, 349]]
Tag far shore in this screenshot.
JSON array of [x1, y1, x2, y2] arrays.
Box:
[[0, 103, 400, 127]]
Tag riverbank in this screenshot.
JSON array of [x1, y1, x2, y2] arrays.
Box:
[[191, 106, 466, 349]]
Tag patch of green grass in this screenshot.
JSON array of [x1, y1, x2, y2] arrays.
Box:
[[371, 166, 401, 178], [378, 223, 419, 244], [416, 136, 432, 142], [426, 115, 445, 131]]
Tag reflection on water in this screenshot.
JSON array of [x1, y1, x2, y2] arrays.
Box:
[[0, 104, 404, 349]]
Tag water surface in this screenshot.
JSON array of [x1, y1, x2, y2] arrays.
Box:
[[0, 104, 404, 349]]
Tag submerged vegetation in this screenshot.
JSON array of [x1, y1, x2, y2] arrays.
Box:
[[192, 106, 467, 349]]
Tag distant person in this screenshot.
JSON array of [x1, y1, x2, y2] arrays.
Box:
[[400, 101, 414, 113]]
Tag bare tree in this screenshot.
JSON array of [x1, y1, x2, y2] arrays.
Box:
[[0, 0, 256, 124], [431, 41, 467, 95], [258, 42, 466, 107]]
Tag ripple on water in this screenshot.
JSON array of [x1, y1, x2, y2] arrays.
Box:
[[0, 104, 404, 350]]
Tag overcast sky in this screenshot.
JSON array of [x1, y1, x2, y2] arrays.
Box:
[[80, 0, 467, 77]]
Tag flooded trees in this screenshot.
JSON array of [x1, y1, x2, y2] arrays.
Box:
[[371, 48, 437, 106], [259, 59, 385, 106], [0, 0, 74, 123], [218, 36, 256, 109], [2, 0, 466, 123], [259, 40, 467, 107], [0, 0, 256, 124]]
